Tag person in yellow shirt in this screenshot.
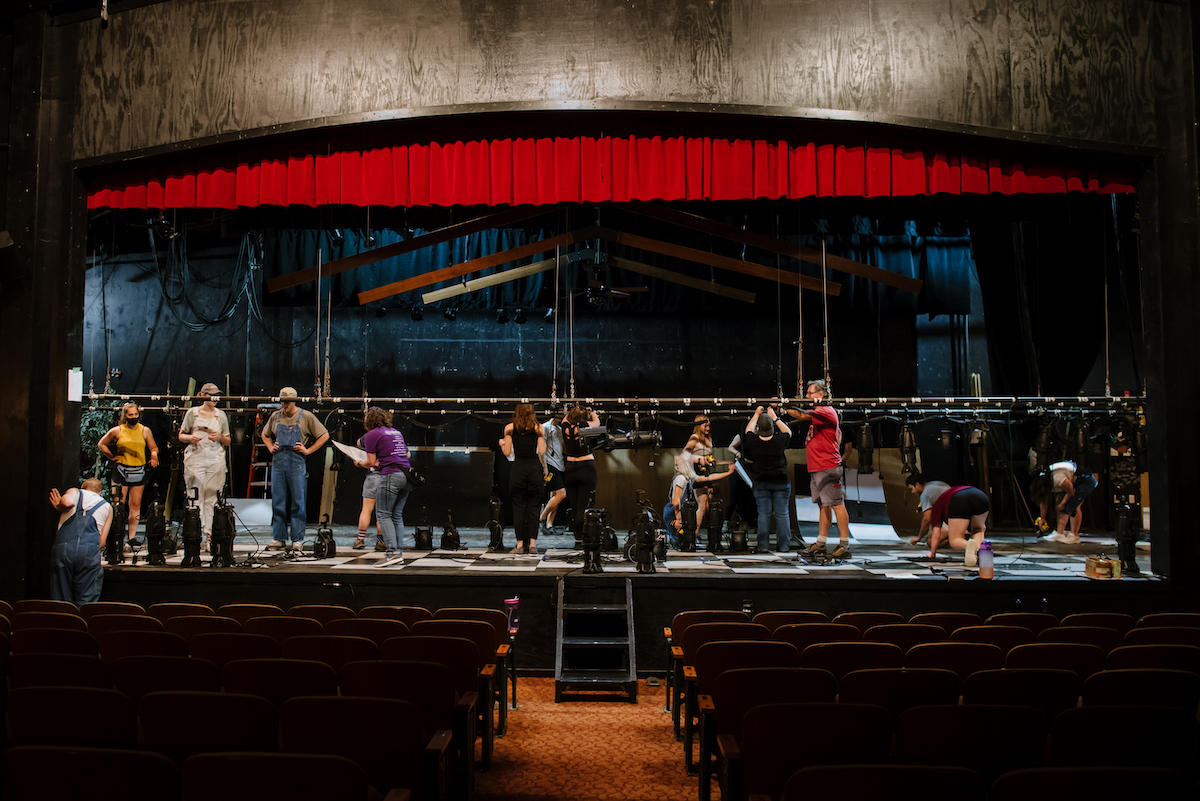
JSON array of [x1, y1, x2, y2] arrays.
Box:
[[98, 402, 160, 546]]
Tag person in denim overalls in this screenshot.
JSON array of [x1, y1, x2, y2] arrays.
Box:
[[261, 387, 330, 550], [48, 479, 112, 604]]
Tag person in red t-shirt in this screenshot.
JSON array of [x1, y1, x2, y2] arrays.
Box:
[[787, 380, 852, 560]]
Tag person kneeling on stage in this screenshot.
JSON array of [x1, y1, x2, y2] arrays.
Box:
[[926, 485, 991, 566], [905, 472, 951, 546], [664, 453, 735, 548], [48, 478, 112, 605]]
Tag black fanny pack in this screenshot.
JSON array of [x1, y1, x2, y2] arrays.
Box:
[[401, 464, 426, 487]]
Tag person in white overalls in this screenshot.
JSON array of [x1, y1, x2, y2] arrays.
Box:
[[178, 382, 231, 550]]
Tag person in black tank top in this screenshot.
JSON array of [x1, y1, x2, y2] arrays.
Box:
[[500, 404, 547, 554], [560, 404, 601, 547]]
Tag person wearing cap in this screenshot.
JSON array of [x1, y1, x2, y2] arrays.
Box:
[[743, 405, 794, 552], [788, 380, 853, 560], [261, 387, 330, 550], [904, 472, 951, 546], [178, 383, 231, 551]]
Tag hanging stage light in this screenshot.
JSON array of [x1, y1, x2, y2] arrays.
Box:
[[543, 308, 555, 322], [514, 308, 527, 324], [410, 307, 424, 321], [374, 306, 388, 318], [330, 228, 344, 245], [899, 422, 917, 474], [855, 424, 875, 474], [496, 308, 509, 324], [1033, 420, 1053, 473], [443, 307, 457, 321]]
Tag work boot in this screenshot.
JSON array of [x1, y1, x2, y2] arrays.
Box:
[[828, 543, 852, 560], [799, 541, 826, 557]]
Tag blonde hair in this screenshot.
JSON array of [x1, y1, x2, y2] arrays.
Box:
[[81, 478, 103, 493], [122, 402, 141, 418]]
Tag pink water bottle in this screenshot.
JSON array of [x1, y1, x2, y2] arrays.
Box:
[[977, 541, 994, 579], [504, 595, 520, 635]]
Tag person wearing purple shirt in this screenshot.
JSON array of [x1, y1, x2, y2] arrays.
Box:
[[356, 407, 411, 567]]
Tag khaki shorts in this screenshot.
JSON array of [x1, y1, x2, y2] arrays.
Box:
[[809, 468, 845, 507]]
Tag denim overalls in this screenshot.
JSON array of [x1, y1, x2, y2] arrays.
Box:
[[50, 491, 104, 604], [272, 411, 308, 544]]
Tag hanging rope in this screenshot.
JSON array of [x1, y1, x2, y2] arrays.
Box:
[[821, 238, 831, 394]]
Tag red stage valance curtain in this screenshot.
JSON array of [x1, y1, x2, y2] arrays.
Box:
[[87, 132, 1137, 210]]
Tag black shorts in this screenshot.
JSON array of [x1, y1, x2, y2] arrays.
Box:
[[947, 487, 990, 518], [546, 465, 566, 492]]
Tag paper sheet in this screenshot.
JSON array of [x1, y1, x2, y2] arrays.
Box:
[[331, 440, 368, 463]]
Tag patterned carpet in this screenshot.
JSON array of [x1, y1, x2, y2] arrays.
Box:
[[477, 678, 697, 801]]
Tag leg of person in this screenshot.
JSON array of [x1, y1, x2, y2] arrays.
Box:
[[200, 463, 226, 549], [75, 550, 105, 605], [375, 473, 405, 566], [752, 484, 773, 552], [355, 497, 374, 549], [770, 483, 792, 552], [970, 511, 990, 541], [48, 545, 71, 603], [945, 518, 977, 564], [510, 468, 531, 552], [391, 474, 411, 553], [287, 462, 308, 548], [694, 491, 709, 537], [801, 469, 833, 556], [270, 461, 289, 548], [829, 504, 852, 559], [127, 483, 145, 542]]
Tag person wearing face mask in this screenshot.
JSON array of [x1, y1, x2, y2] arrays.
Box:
[[260, 387, 330, 551], [178, 383, 231, 552], [98, 402, 160, 547]]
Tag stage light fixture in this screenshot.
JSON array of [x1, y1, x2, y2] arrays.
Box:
[[855, 424, 875, 473], [374, 306, 388, 318], [330, 228, 344, 245], [365, 230, 377, 247], [514, 308, 527, 324], [496, 308, 509, 324], [543, 308, 555, 322], [411, 307, 424, 321], [899, 422, 917, 473], [443, 307, 457, 321]]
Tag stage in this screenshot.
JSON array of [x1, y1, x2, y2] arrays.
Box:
[[100, 521, 1165, 674]]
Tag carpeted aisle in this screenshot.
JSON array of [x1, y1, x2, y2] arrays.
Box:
[[476, 678, 697, 801]]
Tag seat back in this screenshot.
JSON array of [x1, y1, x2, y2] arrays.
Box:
[[1035, 625, 1123, 653], [896, 704, 1047, 781], [244, 615, 324, 644], [112, 655, 220, 703], [984, 612, 1059, 635], [784, 764, 987, 801], [904, 641, 1005, 680], [773, 622, 861, 654], [990, 766, 1189, 801], [13, 627, 99, 656], [97, 630, 187, 662], [359, 605, 433, 626], [800, 641, 904, 680], [180, 752, 367, 801], [324, 617, 409, 646], [2, 745, 178, 801], [78, 601, 147, 620], [216, 603, 285, 626], [189, 632, 281, 668], [287, 604, 356, 627], [221, 658, 339, 708], [434, 607, 509, 640], [838, 667, 960, 716], [1123, 626, 1200, 648], [1106, 644, 1200, 674], [751, 610, 828, 633], [147, 602, 215, 625], [383, 635, 480, 699], [950, 625, 1035, 655], [165, 614, 243, 642], [86, 613, 164, 639], [1136, 612, 1200, 629], [339, 659, 458, 730], [13, 599, 78, 615], [831, 610, 905, 634], [139, 690, 278, 763], [280, 635, 380, 672], [7, 686, 136, 748], [741, 703, 893, 799], [411, 619, 498, 669], [1082, 668, 1200, 711], [1060, 612, 1135, 635], [962, 668, 1081, 718], [693, 640, 799, 693], [670, 609, 749, 645], [1051, 706, 1196, 769], [1007, 642, 1106, 679], [12, 611, 87, 632], [7, 652, 112, 690], [908, 611, 983, 634], [862, 623, 947, 653], [710, 667, 835, 737]]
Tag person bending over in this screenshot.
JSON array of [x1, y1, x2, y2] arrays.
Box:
[[904, 472, 951, 546], [48, 478, 112, 605], [1044, 460, 1096, 544], [500, 403, 548, 554], [665, 453, 735, 548], [98, 402, 159, 547], [788, 381, 852, 560], [927, 485, 991, 566]]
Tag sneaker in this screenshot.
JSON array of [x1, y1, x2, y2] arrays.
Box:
[[1063, 534, 1081, 545], [539, 522, 553, 538], [1042, 532, 1066, 543], [799, 541, 826, 557], [267, 540, 286, 550], [352, 538, 366, 550], [375, 540, 386, 552], [377, 555, 405, 568], [965, 538, 980, 567], [829, 543, 852, 560]]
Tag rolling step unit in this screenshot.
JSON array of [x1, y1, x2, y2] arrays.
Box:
[[554, 577, 638, 703]]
